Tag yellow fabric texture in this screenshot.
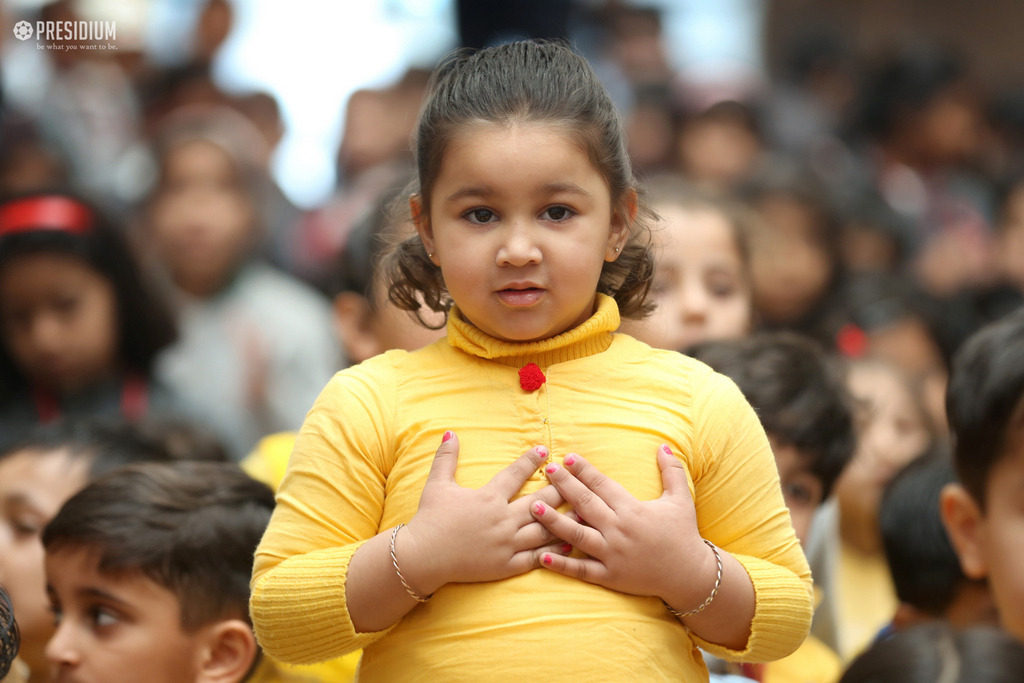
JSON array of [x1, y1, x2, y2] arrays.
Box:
[[251, 294, 813, 682], [762, 633, 842, 683], [243, 434, 361, 683], [836, 541, 898, 662]]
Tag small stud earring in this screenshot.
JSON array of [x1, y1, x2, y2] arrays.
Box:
[[614, 246, 620, 253], [428, 252, 434, 258]]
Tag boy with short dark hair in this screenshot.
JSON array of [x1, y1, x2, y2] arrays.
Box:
[[879, 448, 995, 631], [690, 332, 856, 683], [41, 461, 301, 683], [690, 332, 855, 543], [941, 307, 1024, 642]]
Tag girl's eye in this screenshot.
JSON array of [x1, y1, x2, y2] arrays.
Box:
[[13, 518, 42, 536], [54, 296, 79, 314], [48, 603, 63, 626], [464, 208, 496, 225], [543, 206, 574, 222], [90, 606, 119, 629]]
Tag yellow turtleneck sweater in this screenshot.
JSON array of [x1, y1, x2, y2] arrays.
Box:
[[250, 295, 813, 681]]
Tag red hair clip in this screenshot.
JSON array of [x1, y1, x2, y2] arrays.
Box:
[[0, 196, 94, 237]]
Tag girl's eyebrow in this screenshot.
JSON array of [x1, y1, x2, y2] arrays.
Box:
[[447, 186, 492, 202], [447, 182, 590, 202]]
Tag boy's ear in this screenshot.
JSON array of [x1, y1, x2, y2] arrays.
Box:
[[940, 482, 989, 580], [195, 619, 259, 683], [605, 188, 638, 262], [410, 195, 438, 265], [334, 292, 383, 365]]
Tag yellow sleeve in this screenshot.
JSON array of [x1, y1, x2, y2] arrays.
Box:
[[685, 365, 814, 663], [250, 355, 398, 664]]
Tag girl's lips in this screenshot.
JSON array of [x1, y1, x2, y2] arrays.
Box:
[[496, 288, 545, 306]]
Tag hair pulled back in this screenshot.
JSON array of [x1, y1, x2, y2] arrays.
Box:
[[384, 40, 655, 328]]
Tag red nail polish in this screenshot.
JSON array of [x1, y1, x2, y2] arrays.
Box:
[[537, 445, 548, 457], [442, 431, 454, 443], [542, 554, 553, 565], [662, 444, 672, 455], [533, 502, 545, 516], [564, 454, 577, 466], [561, 543, 572, 553], [545, 464, 558, 474]]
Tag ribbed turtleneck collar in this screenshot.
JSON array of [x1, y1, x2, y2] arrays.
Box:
[[446, 294, 620, 368]]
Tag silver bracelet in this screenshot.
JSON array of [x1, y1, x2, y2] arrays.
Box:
[[390, 524, 432, 603], [665, 539, 722, 619]]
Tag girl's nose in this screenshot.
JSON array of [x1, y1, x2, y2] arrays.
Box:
[[496, 223, 542, 267], [679, 282, 710, 323], [46, 618, 82, 668]]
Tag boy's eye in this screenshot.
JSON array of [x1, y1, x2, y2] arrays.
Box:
[[782, 482, 813, 505], [464, 208, 496, 225], [543, 205, 574, 221]]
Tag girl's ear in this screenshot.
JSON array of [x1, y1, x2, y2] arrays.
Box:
[[410, 195, 438, 265], [605, 188, 639, 262], [940, 482, 989, 580]]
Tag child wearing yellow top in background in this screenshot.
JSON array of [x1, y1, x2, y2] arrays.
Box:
[[250, 41, 812, 682]]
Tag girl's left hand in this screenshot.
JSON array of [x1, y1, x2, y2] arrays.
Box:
[[530, 445, 719, 608]]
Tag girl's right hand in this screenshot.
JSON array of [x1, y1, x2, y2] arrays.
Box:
[[397, 431, 569, 596]]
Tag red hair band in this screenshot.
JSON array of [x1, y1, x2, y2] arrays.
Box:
[[0, 196, 94, 237]]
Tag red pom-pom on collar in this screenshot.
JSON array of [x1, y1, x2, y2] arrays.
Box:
[[518, 363, 546, 391]]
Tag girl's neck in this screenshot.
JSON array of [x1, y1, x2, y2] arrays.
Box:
[[446, 293, 620, 368]]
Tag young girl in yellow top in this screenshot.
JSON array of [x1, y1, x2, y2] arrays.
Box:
[[250, 41, 813, 682]]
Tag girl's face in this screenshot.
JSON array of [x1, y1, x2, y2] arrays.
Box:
[[0, 448, 90, 675], [835, 362, 931, 531], [749, 195, 833, 325], [149, 140, 254, 297], [416, 122, 628, 343], [619, 204, 752, 352], [0, 252, 119, 393]]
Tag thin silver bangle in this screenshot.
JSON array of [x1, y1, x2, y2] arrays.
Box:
[[390, 524, 432, 603], [665, 539, 722, 619]]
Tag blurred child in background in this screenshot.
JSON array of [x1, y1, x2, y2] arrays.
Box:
[[0, 192, 178, 445], [807, 357, 934, 661], [331, 184, 447, 366], [941, 307, 1024, 643], [618, 176, 754, 352], [839, 624, 1024, 683], [740, 170, 842, 340], [879, 449, 996, 633], [145, 107, 342, 459], [691, 332, 855, 683], [676, 102, 764, 192]]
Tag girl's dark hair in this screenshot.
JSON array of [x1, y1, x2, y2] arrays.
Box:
[[839, 625, 1024, 683], [0, 191, 177, 401], [384, 40, 656, 328], [0, 584, 17, 680]]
